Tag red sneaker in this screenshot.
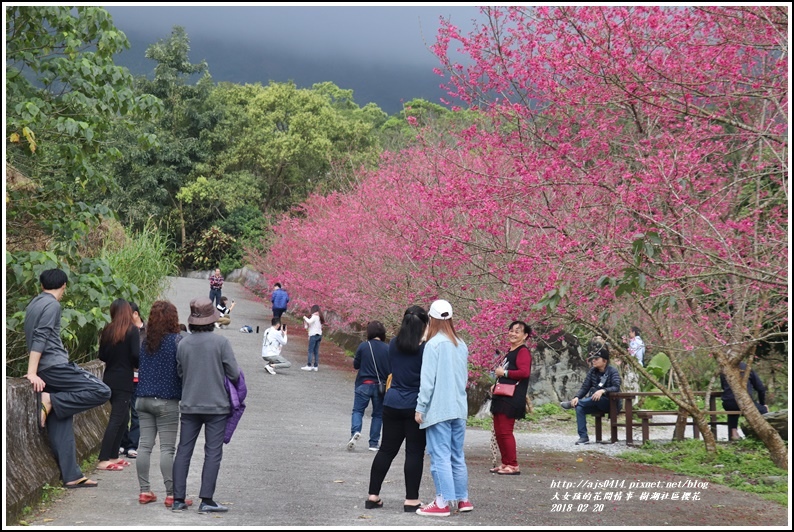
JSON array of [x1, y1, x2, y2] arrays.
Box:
[[458, 500, 474, 512], [416, 500, 451, 517]]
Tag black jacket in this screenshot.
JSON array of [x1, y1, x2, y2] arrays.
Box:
[[575, 365, 622, 408]]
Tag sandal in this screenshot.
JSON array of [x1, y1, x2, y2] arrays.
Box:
[[497, 465, 521, 475], [365, 498, 383, 509], [489, 464, 507, 473], [114, 459, 132, 467], [65, 477, 98, 489], [96, 462, 124, 471]]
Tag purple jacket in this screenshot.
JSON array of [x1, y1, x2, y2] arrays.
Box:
[[223, 369, 247, 444]]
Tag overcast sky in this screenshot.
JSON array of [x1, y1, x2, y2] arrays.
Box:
[[105, 4, 481, 66], [103, 4, 484, 113]]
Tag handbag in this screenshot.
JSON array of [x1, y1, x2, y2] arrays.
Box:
[[493, 381, 516, 397], [368, 341, 386, 395]]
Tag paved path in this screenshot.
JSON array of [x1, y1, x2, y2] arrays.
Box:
[[21, 277, 788, 527]]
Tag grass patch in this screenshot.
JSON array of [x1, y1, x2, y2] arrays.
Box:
[[466, 415, 493, 430], [618, 438, 788, 505]]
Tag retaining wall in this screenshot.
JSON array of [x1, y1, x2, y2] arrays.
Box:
[[5, 360, 109, 524]]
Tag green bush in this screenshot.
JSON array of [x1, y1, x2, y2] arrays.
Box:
[[5, 225, 178, 376], [100, 223, 179, 315]]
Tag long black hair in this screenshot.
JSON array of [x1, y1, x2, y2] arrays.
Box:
[[394, 305, 429, 353]]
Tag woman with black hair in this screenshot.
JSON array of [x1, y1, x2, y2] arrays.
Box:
[[489, 321, 533, 476], [348, 321, 391, 452], [365, 305, 429, 512]]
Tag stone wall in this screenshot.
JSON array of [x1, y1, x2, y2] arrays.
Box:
[[5, 360, 110, 524]]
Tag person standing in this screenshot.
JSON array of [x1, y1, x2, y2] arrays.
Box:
[[301, 305, 324, 371], [414, 300, 473, 516], [627, 326, 646, 366], [120, 302, 146, 459], [560, 338, 622, 444], [720, 362, 768, 441], [261, 317, 291, 374], [24, 268, 111, 488], [96, 299, 141, 471], [271, 282, 290, 319], [348, 321, 390, 452], [135, 301, 192, 507], [489, 321, 532, 476], [366, 305, 429, 512], [208, 268, 224, 308], [171, 297, 240, 513]]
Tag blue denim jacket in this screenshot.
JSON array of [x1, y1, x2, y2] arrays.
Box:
[[416, 332, 469, 429]]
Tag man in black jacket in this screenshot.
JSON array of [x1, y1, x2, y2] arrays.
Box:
[[560, 338, 622, 444], [720, 362, 767, 441]]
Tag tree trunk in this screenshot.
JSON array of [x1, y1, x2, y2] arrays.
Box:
[[717, 354, 788, 470], [180, 199, 186, 250]]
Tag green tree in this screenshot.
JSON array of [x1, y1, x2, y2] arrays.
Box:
[[109, 26, 217, 249], [211, 81, 384, 211], [5, 5, 161, 192]]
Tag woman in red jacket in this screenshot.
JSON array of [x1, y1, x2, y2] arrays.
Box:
[[489, 321, 532, 475]]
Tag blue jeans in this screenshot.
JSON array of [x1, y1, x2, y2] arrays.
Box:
[[307, 334, 322, 367], [425, 418, 469, 503], [209, 288, 222, 308], [575, 396, 611, 439], [351, 383, 384, 448]]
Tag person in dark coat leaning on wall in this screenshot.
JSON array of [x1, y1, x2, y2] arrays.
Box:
[[24, 268, 111, 488]]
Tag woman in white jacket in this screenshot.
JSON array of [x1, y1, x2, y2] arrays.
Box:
[[262, 317, 290, 375], [301, 305, 324, 371]]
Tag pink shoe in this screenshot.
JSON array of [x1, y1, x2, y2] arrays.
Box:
[[458, 500, 474, 512], [416, 500, 451, 517]]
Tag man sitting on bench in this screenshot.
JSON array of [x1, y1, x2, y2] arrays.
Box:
[[560, 337, 622, 445]]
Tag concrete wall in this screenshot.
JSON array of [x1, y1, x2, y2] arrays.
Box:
[[5, 360, 109, 524]]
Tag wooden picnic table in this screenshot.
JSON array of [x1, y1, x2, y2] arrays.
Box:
[[594, 390, 735, 445]]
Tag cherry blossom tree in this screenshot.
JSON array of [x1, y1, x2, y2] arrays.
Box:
[[248, 6, 787, 467]]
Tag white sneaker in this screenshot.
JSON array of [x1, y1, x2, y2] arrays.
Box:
[[264, 364, 276, 375], [347, 432, 360, 451], [368, 446, 379, 452], [313, 366, 318, 371], [301, 366, 313, 371]]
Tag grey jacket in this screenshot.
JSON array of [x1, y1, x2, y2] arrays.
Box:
[[176, 331, 240, 415]]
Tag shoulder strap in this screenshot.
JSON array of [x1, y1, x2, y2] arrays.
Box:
[[368, 341, 382, 385]]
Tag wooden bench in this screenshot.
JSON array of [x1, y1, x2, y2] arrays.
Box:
[[595, 391, 731, 445], [636, 410, 742, 445]]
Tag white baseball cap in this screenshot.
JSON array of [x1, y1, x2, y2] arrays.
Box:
[[428, 299, 453, 320]]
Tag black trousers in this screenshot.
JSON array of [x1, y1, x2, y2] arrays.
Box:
[[722, 398, 768, 430], [38, 362, 111, 483], [368, 406, 426, 499], [98, 388, 132, 461], [172, 413, 227, 500]]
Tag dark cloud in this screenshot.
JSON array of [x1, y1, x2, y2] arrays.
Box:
[[104, 5, 482, 114], [108, 5, 479, 65]]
